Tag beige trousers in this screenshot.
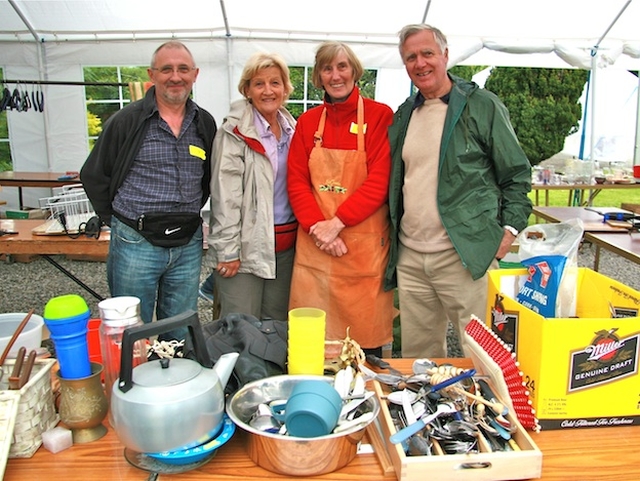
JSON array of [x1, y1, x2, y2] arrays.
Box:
[[396, 244, 497, 358]]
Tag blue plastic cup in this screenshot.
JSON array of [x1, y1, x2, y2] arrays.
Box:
[[44, 295, 92, 379], [285, 380, 342, 438]]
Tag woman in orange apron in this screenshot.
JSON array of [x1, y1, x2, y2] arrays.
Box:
[[287, 41, 394, 355]]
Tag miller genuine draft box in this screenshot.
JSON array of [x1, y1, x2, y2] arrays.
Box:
[[486, 267, 640, 430]]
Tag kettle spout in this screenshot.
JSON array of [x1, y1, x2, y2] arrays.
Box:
[[214, 352, 239, 389]]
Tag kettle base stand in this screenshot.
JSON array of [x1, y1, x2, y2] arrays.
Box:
[[123, 448, 217, 474]]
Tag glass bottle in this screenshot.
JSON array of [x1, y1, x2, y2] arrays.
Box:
[[98, 296, 146, 426]]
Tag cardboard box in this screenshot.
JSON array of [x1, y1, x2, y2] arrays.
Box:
[[486, 268, 640, 429], [5, 208, 45, 219], [373, 377, 542, 481]]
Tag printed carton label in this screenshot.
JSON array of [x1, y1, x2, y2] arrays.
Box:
[[569, 329, 640, 392]]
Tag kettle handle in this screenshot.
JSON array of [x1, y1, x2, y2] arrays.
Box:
[[118, 310, 213, 393]]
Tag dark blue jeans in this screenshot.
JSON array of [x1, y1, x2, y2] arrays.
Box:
[[108, 216, 203, 341]]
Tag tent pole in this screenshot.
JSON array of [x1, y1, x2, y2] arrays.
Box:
[[634, 74, 640, 173], [8, 0, 53, 172], [220, 0, 233, 116], [421, 0, 432, 23], [593, 0, 632, 49], [589, 54, 597, 167]]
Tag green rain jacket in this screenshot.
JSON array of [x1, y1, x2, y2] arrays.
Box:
[[384, 75, 532, 290]]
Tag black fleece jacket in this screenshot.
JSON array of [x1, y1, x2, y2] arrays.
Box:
[[80, 86, 216, 226]]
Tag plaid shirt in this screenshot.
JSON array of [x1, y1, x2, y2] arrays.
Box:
[[113, 100, 205, 220]]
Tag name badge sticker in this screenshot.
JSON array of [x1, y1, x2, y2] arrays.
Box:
[[189, 145, 206, 160], [349, 122, 367, 134]]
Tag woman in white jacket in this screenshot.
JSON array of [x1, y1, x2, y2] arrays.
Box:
[[206, 52, 297, 321]]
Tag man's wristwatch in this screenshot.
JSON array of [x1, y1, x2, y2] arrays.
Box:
[[503, 225, 519, 237]]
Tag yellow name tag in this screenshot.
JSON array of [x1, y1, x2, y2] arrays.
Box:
[[349, 122, 367, 134], [189, 145, 206, 160]]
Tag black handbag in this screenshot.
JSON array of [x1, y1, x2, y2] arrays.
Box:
[[135, 212, 201, 247]]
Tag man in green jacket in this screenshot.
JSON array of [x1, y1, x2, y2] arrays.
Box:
[[384, 24, 532, 358]]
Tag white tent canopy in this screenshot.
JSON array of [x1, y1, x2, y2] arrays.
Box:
[[1, 0, 639, 208]]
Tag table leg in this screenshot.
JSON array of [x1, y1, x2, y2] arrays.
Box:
[[593, 245, 601, 272], [585, 189, 601, 207], [18, 187, 24, 210], [41, 254, 105, 300]]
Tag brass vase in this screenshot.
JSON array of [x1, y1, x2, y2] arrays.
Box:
[[56, 361, 108, 443]]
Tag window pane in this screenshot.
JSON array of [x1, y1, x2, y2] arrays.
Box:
[[84, 65, 147, 150], [121, 66, 150, 101], [0, 142, 11, 172], [84, 66, 119, 100], [87, 102, 120, 126], [287, 103, 304, 119], [308, 78, 324, 102], [359, 70, 378, 99], [289, 67, 305, 101]]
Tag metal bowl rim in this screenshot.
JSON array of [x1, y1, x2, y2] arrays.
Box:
[[226, 374, 379, 440]]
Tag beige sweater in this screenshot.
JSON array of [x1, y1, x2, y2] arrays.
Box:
[[399, 98, 453, 253]]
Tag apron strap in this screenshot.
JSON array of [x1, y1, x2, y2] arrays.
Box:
[[356, 95, 364, 152], [314, 108, 327, 148], [313, 96, 365, 151]]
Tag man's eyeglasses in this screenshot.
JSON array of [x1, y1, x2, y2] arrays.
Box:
[[151, 65, 197, 75]]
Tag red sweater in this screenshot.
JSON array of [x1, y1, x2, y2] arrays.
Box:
[[287, 87, 393, 231]]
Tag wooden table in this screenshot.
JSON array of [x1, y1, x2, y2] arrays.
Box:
[[531, 206, 633, 233], [584, 231, 640, 271], [532, 182, 640, 207], [0, 171, 80, 209], [5, 358, 640, 481], [0, 219, 109, 300]]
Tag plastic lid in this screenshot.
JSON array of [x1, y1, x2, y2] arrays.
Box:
[[132, 358, 202, 387], [98, 296, 141, 320], [44, 294, 89, 320]]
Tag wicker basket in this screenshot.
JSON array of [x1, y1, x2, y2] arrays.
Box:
[[1, 358, 59, 458]]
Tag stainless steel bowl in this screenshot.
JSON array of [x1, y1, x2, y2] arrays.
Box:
[[226, 374, 379, 476]]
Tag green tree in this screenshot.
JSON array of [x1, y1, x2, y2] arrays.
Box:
[[87, 111, 102, 150], [484, 67, 588, 166], [449, 65, 487, 81]]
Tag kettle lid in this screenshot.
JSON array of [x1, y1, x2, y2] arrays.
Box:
[[132, 358, 202, 387]]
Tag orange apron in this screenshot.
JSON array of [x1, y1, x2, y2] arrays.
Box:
[[289, 96, 394, 348]]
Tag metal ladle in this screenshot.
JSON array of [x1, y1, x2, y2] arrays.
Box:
[[0, 309, 35, 382]]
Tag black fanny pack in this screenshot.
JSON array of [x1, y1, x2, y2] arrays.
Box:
[[132, 212, 201, 247]]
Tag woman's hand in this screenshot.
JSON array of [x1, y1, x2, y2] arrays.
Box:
[[318, 236, 348, 257], [217, 260, 241, 278], [309, 217, 345, 245]]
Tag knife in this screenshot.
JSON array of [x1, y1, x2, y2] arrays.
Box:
[[365, 354, 405, 378]]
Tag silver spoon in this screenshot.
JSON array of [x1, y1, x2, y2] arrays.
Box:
[[412, 358, 437, 374], [390, 402, 458, 445], [249, 403, 282, 433], [339, 390, 374, 420]]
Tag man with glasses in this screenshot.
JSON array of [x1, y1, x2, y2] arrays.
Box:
[[81, 40, 216, 341]]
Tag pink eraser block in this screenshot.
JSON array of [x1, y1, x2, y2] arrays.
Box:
[[42, 426, 73, 453]]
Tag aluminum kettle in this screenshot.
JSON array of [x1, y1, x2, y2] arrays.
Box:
[[110, 310, 238, 453]]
